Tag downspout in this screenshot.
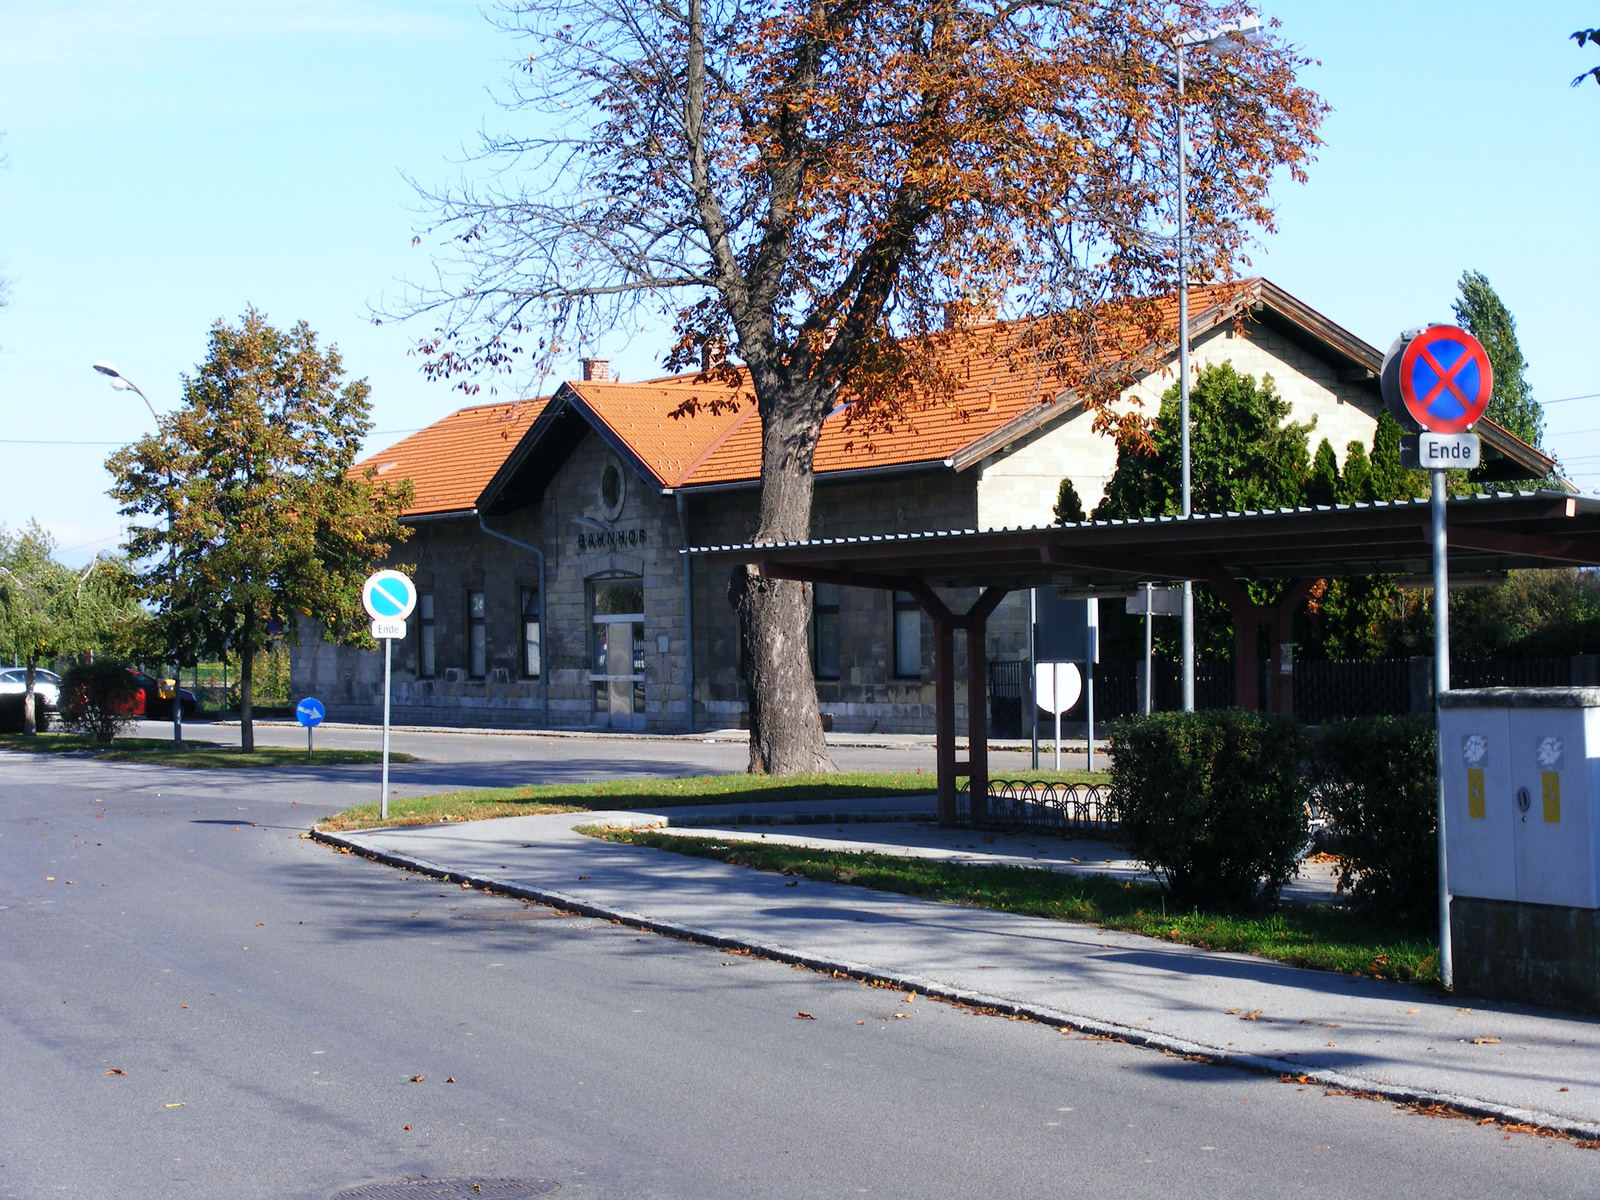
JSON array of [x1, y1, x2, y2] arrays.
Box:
[[676, 492, 696, 733], [477, 511, 549, 729]]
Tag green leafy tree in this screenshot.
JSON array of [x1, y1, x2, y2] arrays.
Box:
[[1093, 367, 1436, 664], [1052, 478, 1086, 524], [106, 309, 412, 751], [1453, 270, 1544, 451], [0, 523, 75, 735], [1095, 362, 1313, 523], [1448, 570, 1600, 660], [0, 523, 145, 735], [1094, 363, 1313, 659]]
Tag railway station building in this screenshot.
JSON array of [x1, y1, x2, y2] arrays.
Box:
[[289, 279, 1554, 732]]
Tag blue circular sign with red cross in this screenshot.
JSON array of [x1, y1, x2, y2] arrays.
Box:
[[1395, 325, 1494, 434]]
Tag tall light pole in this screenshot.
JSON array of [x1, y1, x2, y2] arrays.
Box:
[[94, 360, 183, 745], [1175, 14, 1261, 712]]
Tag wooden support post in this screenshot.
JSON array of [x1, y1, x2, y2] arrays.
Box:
[[964, 587, 1008, 823], [965, 617, 989, 823], [934, 613, 957, 824], [1231, 607, 1260, 712]]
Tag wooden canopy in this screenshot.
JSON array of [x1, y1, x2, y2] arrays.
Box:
[[691, 491, 1600, 823]]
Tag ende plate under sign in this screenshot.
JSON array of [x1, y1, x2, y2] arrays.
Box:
[[370, 619, 407, 640], [1401, 432, 1480, 471]]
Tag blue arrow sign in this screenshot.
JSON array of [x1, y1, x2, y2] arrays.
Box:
[[296, 697, 326, 728]]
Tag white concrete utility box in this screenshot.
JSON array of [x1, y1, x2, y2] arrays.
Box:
[[1437, 687, 1600, 1010]]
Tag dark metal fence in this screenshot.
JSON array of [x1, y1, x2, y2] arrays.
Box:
[[990, 654, 1590, 735], [956, 779, 1117, 837], [1452, 658, 1572, 688], [988, 659, 1027, 738], [1293, 659, 1410, 725]]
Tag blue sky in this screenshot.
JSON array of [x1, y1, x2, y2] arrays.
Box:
[[1, 0, 1597, 564]]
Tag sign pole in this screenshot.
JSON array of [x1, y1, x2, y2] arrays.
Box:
[[1143, 585, 1154, 716], [1029, 590, 1039, 771], [308, 725, 313, 761], [1053, 663, 1062, 771], [380, 638, 392, 822], [1432, 468, 1454, 990], [361, 569, 417, 826], [1085, 598, 1097, 773]]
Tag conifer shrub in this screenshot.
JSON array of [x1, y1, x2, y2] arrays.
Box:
[[1109, 710, 1309, 908]]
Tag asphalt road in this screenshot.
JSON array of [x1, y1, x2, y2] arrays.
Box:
[[3, 747, 1598, 1199]]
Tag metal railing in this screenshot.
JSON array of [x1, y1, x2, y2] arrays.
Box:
[[955, 778, 1117, 838]]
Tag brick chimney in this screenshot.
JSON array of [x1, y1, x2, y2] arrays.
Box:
[[700, 337, 728, 372], [580, 357, 612, 382], [943, 298, 998, 330]]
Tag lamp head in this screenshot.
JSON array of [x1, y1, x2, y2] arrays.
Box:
[[93, 360, 123, 379], [1180, 14, 1262, 50]]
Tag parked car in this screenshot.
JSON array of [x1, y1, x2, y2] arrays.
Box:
[[125, 669, 198, 720], [0, 668, 62, 711]]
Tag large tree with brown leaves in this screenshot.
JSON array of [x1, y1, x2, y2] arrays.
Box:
[[398, 0, 1324, 773]]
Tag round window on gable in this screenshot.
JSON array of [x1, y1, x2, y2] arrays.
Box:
[[599, 461, 626, 520]]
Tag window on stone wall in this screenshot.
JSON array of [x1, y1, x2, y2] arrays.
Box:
[[893, 591, 922, 678], [520, 586, 541, 679], [467, 589, 486, 678], [417, 593, 436, 678], [811, 583, 840, 679]]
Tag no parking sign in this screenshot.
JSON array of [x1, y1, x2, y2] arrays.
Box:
[[1381, 324, 1494, 435]]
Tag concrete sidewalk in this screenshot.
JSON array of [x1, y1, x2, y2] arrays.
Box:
[[322, 805, 1600, 1140]]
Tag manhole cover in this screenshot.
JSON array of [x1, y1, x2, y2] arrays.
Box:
[[333, 1179, 559, 1199]]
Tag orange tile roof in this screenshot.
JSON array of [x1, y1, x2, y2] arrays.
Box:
[[564, 377, 755, 488], [361, 279, 1316, 513], [358, 398, 547, 517], [570, 281, 1251, 489]]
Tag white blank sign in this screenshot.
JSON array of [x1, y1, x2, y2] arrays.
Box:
[[1035, 662, 1083, 715]]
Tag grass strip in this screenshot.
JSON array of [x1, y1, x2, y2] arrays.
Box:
[[0, 733, 414, 769], [316, 768, 1106, 832], [596, 828, 1440, 985]]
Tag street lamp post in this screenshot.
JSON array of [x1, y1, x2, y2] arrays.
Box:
[[94, 361, 183, 745], [1174, 14, 1261, 713]]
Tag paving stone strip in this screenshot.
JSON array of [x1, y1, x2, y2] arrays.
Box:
[[319, 809, 1600, 1141]]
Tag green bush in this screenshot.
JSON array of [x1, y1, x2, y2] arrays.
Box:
[[1109, 710, 1310, 908], [57, 662, 141, 744], [0, 692, 51, 734], [1310, 715, 1437, 920]]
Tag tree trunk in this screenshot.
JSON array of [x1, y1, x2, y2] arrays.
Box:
[[731, 398, 836, 775], [239, 610, 255, 753], [22, 658, 37, 737]]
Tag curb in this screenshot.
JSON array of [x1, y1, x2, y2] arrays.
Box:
[[309, 827, 1600, 1144], [212, 720, 1091, 754], [614, 809, 936, 829]]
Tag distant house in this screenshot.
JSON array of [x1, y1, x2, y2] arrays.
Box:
[[290, 279, 1554, 733]]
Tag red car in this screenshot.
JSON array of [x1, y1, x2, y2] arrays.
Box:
[[125, 670, 198, 720]]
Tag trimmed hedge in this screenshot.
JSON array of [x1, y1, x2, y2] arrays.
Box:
[[0, 692, 51, 734], [1109, 710, 1309, 909], [1310, 715, 1437, 920]]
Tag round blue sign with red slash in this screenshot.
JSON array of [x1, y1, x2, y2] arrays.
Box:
[[1394, 325, 1494, 434]]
